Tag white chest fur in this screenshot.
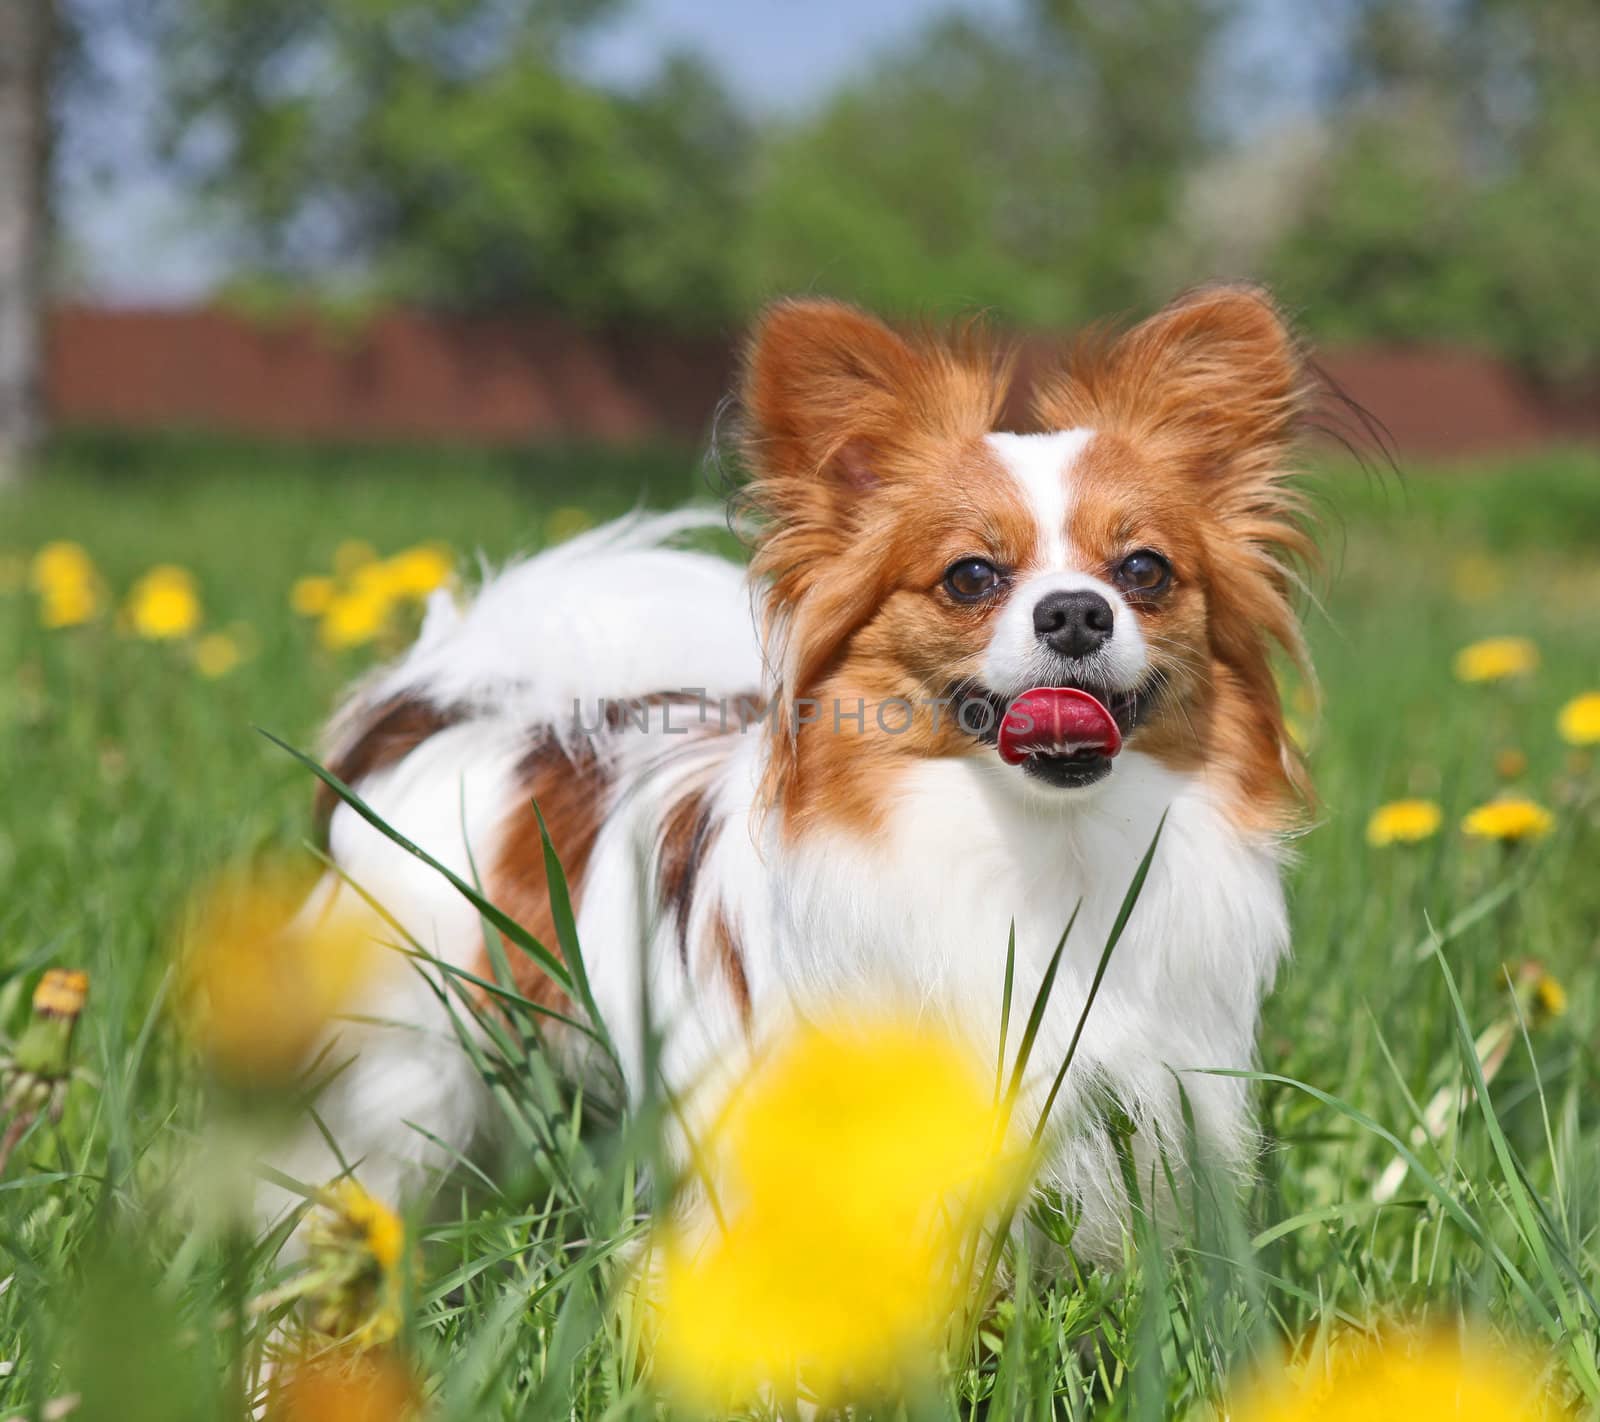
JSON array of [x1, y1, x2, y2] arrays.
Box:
[[765, 752, 1289, 1258]]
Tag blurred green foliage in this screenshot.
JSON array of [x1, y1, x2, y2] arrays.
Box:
[[1266, 0, 1600, 385], [129, 0, 1600, 381], [153, 0, 750, 325]]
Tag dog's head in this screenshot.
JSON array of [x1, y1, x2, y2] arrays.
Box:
[[740, 287, 1315, 834]]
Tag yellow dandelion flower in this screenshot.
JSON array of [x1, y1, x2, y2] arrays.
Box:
[[32, 968, 89, 1019], [251, 1178, 410, 1353], [333, 539, 379, 578], [39, 577, 102, 629], [126, 564, 203, 640], [383, 544, 455, 599], [177, 868, 376, 1087], [1535, 974, 1569, 1020], [324, 1179, 406, 1275], [192, 632, 244, 679], [1229, 1327, 1562, 1422], [291, 574, 337, 617], [1462, 797, 1554, 843], [318, 590, 391, 651], [31, 542, 105, 626], [1365, 799, 1442, 847], [1557, 692, 1600, 747], [545, 506, 594, 544], [267, 1355, 419, 1422], [29, 540, 96, 593], [1454, 636, 1539, 684], [654, 1015, 1023, 1405]]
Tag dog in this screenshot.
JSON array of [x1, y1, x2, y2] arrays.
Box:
[[269, 285, 1314, 1263]]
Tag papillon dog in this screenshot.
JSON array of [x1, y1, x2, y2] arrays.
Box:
[[271, 285, 1315, 1262]]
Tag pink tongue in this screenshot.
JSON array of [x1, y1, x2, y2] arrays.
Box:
[[997, 687, 1122, 766]]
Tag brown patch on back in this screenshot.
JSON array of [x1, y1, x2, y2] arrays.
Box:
[[316, 695, 467, 833], [709, 903, 752, 1026], [657, 787, 720, 966], [480, 738, 611, 1014]]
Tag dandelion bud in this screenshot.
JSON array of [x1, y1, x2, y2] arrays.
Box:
[[0, 969, 89, 1172]]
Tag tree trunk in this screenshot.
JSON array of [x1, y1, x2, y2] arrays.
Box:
[[0, 0, 50, 486]]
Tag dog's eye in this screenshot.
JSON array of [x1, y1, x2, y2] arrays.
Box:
[[943, 557, 1003, 603], [1114, 549, 1171, 595]]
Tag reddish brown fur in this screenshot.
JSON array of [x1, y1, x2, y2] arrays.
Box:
[[657, 787, 719, 966], [740, 302, 1018, 831], [740, 287, 1314, 838], [1036, 286, 1315, 829], [317, 695, 466, 832], [479, 738, 611, 1013], [708, 904, 751, 1026]]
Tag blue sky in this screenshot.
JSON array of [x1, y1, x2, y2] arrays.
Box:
[[579, 0, 1024, 111], [62, 0, 1338, 302]]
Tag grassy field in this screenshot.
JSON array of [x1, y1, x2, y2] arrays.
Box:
[[2, 433, 1599, 1419]]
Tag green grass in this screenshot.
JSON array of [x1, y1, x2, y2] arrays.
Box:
[[2, 433, 1599, 1418]]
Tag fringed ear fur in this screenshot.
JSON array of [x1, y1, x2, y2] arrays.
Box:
[[738, 299, 1011, 818], [1035, 284, 1318, 814]]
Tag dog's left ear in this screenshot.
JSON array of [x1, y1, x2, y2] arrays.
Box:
[[1033, 285, 1306, 479]]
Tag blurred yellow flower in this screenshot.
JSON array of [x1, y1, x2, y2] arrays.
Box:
[[29, 540, 96, 592], [350, 559, 407, 600], [30, 541, 103, 627], [266, 1355, 419, 1422], [1557, 692, 1600, 747], [319, 590, 391, 651], [177, 870, 376, 1087], [192, 631, 244, 679], [1454, 636, 1538, 684], [1463, 797, 1554, 843], [39, 578, 101, 628], [654, 1016, 1022, 1405], [127, 564, 202, 640], [545, 506, 594, 544], [291, 574, 337, 617], [254, 1178, 409, 1353], [333, 539, 379, 577], [326, 1179, 405, 1275], [1366, 799, 1442, 847], [384, 544, 455, 599], [1535, 973, 1568, 1020], [1229, 1327, 1563, 1422]]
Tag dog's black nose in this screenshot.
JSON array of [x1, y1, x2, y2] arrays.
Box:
[[1033, 589, 1114, 658]]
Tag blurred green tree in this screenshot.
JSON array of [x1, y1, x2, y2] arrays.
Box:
[[0, 0, 53, 483], [155, 0, 750, 325], [739, 0, 1233, 327], [1265, 0, 1600, 385], [112, 0, 1600, 383]]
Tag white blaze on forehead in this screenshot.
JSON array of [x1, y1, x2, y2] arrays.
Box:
[[984, 429, 1094, 570], [980, 427, 1150, 697]]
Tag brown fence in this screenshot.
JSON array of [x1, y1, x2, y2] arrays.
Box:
[[46, 304, 1600, 461]]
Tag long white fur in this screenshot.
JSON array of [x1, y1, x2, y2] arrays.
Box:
[[278, 440, 1291, 1264]]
